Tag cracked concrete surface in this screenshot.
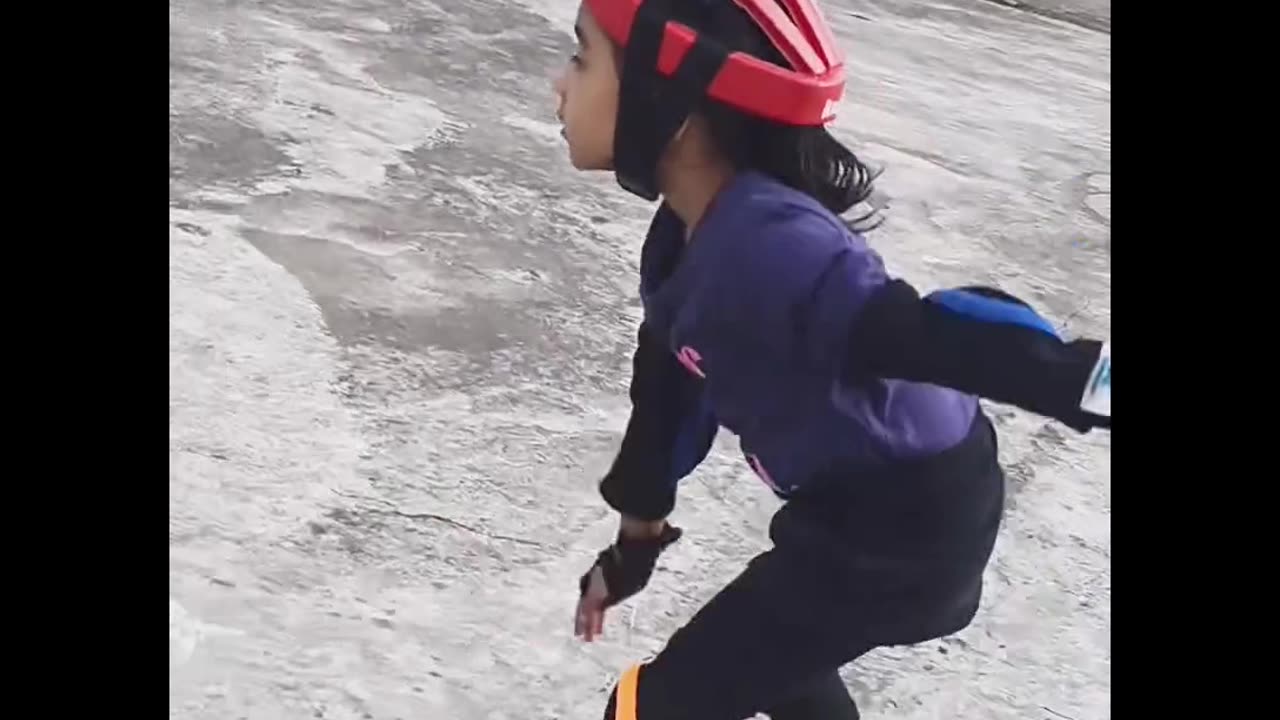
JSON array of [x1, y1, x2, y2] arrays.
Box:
[[169, 0, 1110, 718]]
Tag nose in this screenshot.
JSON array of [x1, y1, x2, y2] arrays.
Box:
[[551, 66, 568, 100], [551, 69, 567, 121]]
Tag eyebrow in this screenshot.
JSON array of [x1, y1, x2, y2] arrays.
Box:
[[574, 22, 588, 47]]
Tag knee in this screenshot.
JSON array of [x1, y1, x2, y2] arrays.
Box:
[[601, 662, 737, 720]]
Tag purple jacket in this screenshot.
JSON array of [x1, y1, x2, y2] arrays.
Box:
[[604, 171, 977, 510]]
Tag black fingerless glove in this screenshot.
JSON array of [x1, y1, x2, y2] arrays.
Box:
[[579, 524, 683, 609]]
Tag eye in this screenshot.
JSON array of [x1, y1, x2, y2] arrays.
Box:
[[570, 52, 583, 66]]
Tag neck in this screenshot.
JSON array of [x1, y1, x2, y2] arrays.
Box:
[[658, 158, 736, 241]]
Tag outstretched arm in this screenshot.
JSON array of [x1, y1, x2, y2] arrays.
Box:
[[847, 281, 1110, 432]]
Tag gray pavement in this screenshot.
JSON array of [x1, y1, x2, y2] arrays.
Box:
[[169, 1, 1110, 718], [978, 0, 1110, 32]]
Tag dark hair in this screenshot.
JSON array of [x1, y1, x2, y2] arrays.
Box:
[[661, 0, 881, 230]]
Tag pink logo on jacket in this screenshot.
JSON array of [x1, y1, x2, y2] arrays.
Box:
[[675, 345, 705, 378], [673, 344, 780, 493]]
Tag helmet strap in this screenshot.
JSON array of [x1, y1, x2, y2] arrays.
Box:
[[614, 0, 730, 201]]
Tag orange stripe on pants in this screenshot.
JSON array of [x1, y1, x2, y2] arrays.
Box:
[[614, 664, 641, 720]]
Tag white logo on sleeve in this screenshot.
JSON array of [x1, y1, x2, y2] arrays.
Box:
[[1080, 341, 1110, 417]]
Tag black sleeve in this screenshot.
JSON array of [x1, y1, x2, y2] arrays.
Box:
[[599, 322, 715, 521], [847, 280, 1110, 433]]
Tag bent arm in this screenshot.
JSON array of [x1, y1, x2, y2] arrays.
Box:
[[599, 322, 718, 521]]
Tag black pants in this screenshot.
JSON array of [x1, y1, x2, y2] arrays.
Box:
[[602, 413, 1005, 720]]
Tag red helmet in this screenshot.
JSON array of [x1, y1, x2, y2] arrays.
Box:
[[582, 0, 846, 199]]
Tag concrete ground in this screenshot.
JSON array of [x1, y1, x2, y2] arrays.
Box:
[[979, 0, 1110, 32], [169, 1, 1110, 718]]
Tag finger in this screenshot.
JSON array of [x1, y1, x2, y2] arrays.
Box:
[[587, 605, 607, 640], [576, 596, 598, 641], [575, 595, 596, 639], [575, 567, 611, 642], [585, 606, 604, 642]]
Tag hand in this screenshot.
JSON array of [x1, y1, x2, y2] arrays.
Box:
[[574, 522, 682, 642], [574, 564, 611, 642]]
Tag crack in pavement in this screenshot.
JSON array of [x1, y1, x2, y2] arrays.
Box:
[[330, 489, 553, 549]]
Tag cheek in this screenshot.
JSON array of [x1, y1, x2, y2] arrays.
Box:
[[596, 81, 620, 143], [596, 88, 618, 134], [575, 80, 617, 139], [565, 86, 603, 135], [561, 67, 620, 168]]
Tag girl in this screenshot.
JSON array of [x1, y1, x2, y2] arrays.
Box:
[[552, 1, 1109, 718]]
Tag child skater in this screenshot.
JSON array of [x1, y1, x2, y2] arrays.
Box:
[[551, 1, 1110, 717]]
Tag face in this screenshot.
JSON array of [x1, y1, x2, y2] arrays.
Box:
[[553, 5, 619, 171]]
